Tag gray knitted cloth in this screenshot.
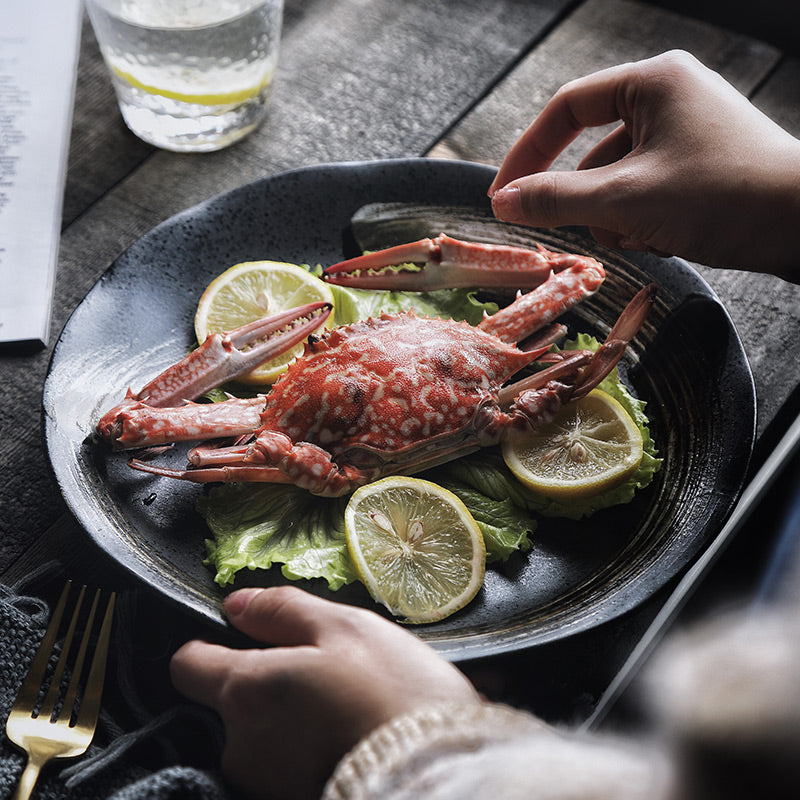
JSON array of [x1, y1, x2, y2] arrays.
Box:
[[0, 584, 230, 800]]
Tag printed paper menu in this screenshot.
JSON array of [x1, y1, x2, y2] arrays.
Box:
[[0, 1, 82, 345]]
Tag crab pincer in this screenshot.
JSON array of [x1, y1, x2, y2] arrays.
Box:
[[323, 233, 603, 292], [96, 301, 332, 449]]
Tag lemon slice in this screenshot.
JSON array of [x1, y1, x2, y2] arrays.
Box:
[[345, 477, 486, 624], [112, 65, 271, 106], [195, 260, 334, 385], [502, 389, 643, 500]]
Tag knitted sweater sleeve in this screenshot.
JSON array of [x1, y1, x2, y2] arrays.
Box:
[[322, 701, 671, 800]]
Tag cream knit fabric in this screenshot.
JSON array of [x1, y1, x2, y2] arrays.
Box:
[[323, 701, 670, 800]]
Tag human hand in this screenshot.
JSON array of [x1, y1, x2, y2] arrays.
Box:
[[489, 50, 800, 280], [170, 586, 479, 800]]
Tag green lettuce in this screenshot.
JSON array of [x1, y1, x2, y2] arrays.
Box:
[[427, 335, 662, 523], [425, 457, 535, 562], [200, 467, 536, 587], [326, 283, 495, 327], [200, 484, 356, 589]]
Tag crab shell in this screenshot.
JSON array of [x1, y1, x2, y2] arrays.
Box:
[[256, 310, 542, 469]]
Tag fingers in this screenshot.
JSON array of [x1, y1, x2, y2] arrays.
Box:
[[587, 226, 627, 251], [223, 585, 336, 646], [170, 637, 311, 711], [170, 586, 336, 708], [489, 60, 640, 194], [489, 50, 718, 200], [170, 639, 237, 707], [488, 62, 646, 232], [491, 165, 621, 230]]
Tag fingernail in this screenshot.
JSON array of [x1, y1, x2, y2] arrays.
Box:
[[491, 185, 521, 222], [223, 587, 262, 617]]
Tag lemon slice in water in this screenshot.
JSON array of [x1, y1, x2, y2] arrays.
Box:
[[345, 477, 486, 624], [502, 388, 643, 500], [112, 65, 271, 106], [194, 260, 334, 385]]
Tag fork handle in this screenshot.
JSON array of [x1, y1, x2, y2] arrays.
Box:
[[13, 752, 48, 800]]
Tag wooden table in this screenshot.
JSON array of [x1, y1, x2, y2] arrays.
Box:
[[2, 0, 800, 725]]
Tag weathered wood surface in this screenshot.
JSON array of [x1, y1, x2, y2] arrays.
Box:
[[429, 0, 783, 166], [430, 0, 800, 449]]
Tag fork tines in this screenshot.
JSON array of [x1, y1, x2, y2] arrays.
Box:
[[16, 580, 116, 727]]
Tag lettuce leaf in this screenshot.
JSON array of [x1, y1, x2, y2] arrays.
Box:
[[200, 484, 356, 589], [200, 467, 535, 587], [325, 282, 496, 327], [424, 458, 535, 562]]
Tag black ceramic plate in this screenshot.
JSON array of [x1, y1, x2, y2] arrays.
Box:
[[44, 159, 755, 660]]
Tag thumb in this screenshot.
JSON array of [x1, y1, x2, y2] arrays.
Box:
[[223, 585, 333, 646], [491, 168, 618, 232]]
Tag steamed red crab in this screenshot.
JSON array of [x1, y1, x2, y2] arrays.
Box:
[[96, 234, 656, 497]]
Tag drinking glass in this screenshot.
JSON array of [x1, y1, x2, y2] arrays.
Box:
[[85, 0, 284, 152]]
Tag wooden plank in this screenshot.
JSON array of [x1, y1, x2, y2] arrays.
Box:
[[696, 57, 800, 464], [63, 14, 154, 228], [53, 0, 577, 339], [638, 0, 800, 58], [429, 0, 780, 167], [429, 0, 799, 448], [62, 0, 571, 230]]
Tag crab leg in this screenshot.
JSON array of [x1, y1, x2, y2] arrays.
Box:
[[140, 301, 331, 406], [324, 233, 605, 344], [129, 434, 369, 496], [500, 283, 657, 429], [478, 260, 605, 344], [127, 460, 295, 485], [323, 233, 602, 291], [96, 301, 332, 448], [497, 351, 592, 408], [106, 396, 267, 449], [568, 286, 655, 402]]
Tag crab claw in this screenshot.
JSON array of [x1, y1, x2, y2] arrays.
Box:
[[96, 301, 332, 446], [323, 233, 598, 291], [132, 301, 331, 407]]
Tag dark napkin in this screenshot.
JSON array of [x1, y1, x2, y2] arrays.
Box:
[[0, 581, 230, 799]]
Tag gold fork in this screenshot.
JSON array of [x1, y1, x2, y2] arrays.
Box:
[[6, 581, 115, 800]]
